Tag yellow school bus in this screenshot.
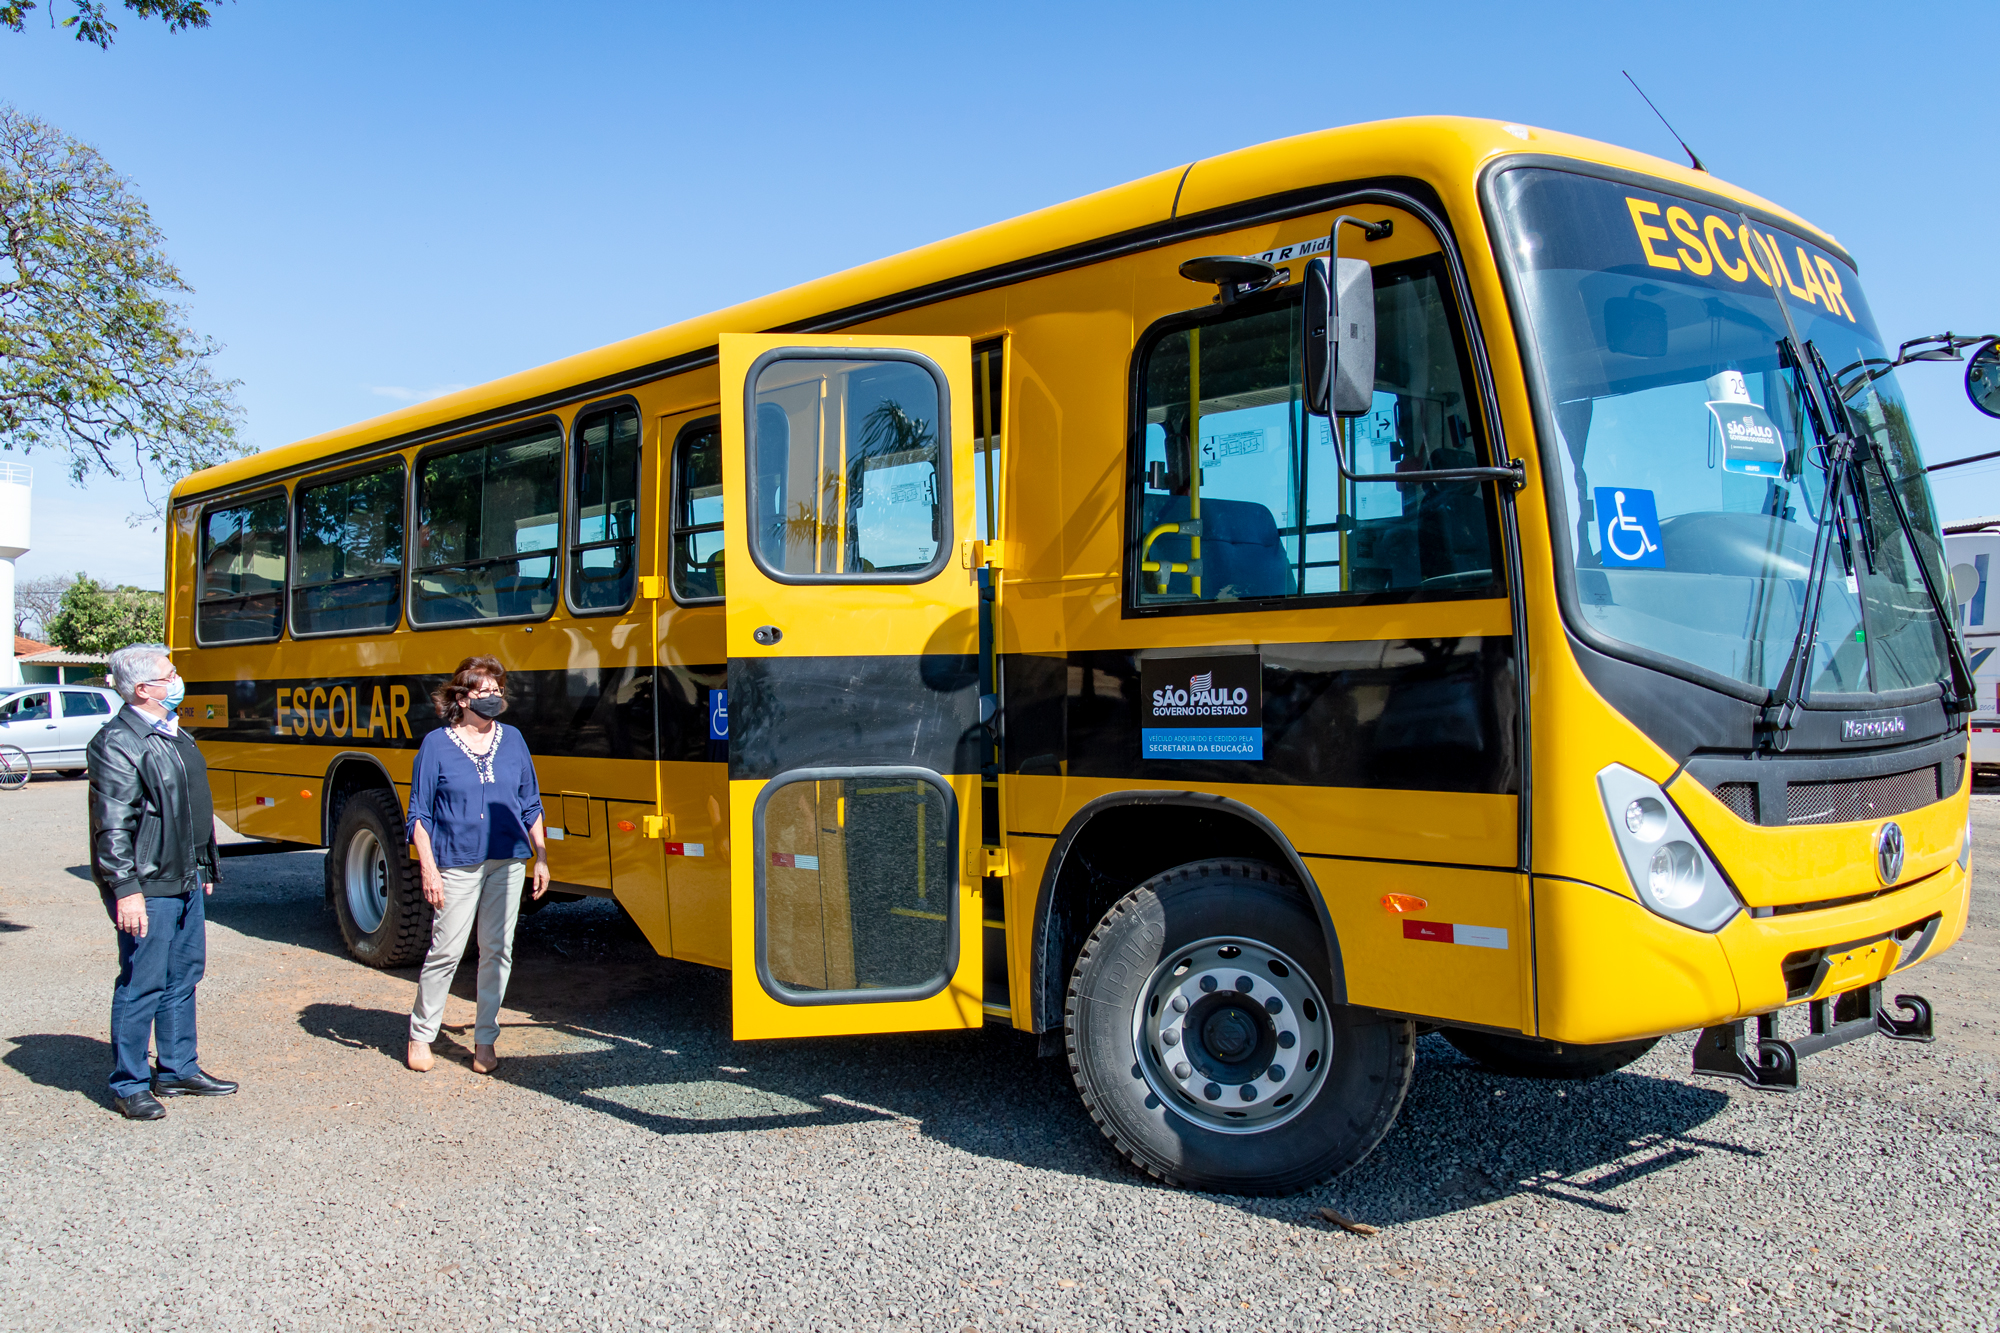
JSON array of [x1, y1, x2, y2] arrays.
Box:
[[167, 117, 1971, 1194]]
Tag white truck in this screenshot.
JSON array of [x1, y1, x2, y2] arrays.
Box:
[[1946, 520, 2000, 771]]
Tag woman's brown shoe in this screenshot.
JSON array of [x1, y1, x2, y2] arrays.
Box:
[[406, 1041, 434, 1072], [472, 1043, 499, 1075]]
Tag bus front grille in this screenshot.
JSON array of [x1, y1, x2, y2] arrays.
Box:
[[1785, 766, 1940, 826], [1713, 782, 1758, 823]]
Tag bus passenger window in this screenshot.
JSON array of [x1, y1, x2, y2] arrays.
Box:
[[1130, 254, 1501, 609], [670, 419, 724, 602], [570, 404, 640, 612], [412, 424, 562, 624], [197, 492, 288, 642], [292, 464, 405, 635], [749, 356, 949, 580]]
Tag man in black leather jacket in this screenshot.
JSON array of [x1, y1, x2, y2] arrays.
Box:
[[88, 643, 238, 1120]]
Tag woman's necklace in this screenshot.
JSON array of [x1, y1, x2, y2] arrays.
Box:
[[447, 723, 500, 785]]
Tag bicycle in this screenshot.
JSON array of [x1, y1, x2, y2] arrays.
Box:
[[0, 744, 29, 792]]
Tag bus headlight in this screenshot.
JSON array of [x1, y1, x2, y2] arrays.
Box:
[[1596, 764, 1740, 932]]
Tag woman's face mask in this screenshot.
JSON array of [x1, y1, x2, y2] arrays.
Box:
[[468, 694, 507, 719]]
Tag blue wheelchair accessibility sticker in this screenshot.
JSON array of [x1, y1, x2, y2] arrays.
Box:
[[708, 689, 728, 741], [1595, 487, 1665, 569]]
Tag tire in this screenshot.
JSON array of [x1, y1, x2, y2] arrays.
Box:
[[1443, 1028, 1659, 1080], [1065, 858, 1415, 1195], [326, 789, 432, 967]]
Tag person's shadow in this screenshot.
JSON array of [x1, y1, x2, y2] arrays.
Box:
[[3, 1033, 114, 1108]]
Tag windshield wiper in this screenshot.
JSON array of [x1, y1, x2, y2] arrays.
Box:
[[1804, 338, 1977, 714], [1759, 337, 1976, 749], [1759, 338, 1859, 750]]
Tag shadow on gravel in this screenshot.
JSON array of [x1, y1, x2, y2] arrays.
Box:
[[258, 886, 1747, 1228], [0, 911, 28, 932], [1330, 1035, 1745, 1226], [4, 1033, 113, 1106]]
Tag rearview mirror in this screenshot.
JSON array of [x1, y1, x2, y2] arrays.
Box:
[[1605, 297, 1669, 358], [1967, 338, 2000, 419], [1302, 256, 1375, 417]]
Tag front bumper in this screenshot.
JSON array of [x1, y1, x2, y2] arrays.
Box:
[[1533, 858, 1969, 1046]]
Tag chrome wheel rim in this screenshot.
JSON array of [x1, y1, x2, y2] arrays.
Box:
[[1132, 935, 1333, 1134], [344, 828, 389, 934]]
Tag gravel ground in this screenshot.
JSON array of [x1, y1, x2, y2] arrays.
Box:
[[1, 773, 1996, 1333]]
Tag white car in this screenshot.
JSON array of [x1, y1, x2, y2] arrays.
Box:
[[0, 685, 121, 776]]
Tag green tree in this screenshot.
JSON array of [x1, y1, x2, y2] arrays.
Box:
[[0, 1, 221, 48], [0, 103, 244, 505], [44, 573, 164, 655]]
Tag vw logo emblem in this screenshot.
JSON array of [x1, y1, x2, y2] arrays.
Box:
[[1876, 822, 1906, 885]]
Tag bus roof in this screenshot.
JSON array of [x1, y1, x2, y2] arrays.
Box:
[[173, 114, 1835, 504]]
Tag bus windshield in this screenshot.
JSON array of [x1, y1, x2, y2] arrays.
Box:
[[1493, 166, 1952, 700]]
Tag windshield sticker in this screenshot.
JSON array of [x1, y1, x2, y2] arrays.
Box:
[[1623, 196, 1854, 323], [1595, 487, 1665, 568], [1200, 428, 1267, 468], [1141, 655, 1263, 760], [1704, 370, 1786, 476]]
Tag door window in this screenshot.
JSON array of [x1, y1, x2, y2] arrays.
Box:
[[1130, 255, 1501, 609], [293, 464, 405, 635], [198, 493, 288, 642], [755, 769, 957, 1002], [748, 353, 950, 581], [60, 691, 111, 717], [670, 418, 724, 603], [413, 424, 562, 624], [0, 692, 50, 722], [570, 403, 641, 612]]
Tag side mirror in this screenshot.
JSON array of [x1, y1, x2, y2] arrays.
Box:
[[1302, 256, 1375, 417], [1952, 561, 1982, 604], [1967, 338, 2000, 419]]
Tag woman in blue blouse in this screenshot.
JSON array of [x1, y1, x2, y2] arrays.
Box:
[[405, 655, 549, 1074]]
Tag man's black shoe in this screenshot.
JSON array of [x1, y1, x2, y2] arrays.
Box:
[[115, 1091, 167, 1120], [151, 1069, 238, 1097]]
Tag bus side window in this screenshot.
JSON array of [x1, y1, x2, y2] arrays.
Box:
[[412, 424, 563, 625], [292, 463, 405, 635], [670, 418, 724, 603], [197, 492, 288, 643], [570, 404, 641, 613], [1130, 253, 1501, 608]]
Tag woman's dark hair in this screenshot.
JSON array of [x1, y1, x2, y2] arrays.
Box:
[[432, 655, 507, 726]]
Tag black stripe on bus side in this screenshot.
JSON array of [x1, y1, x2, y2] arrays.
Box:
[[999, 637, 1519, 794], [728, 654, 983, 782], [181, 664, 724, 765]]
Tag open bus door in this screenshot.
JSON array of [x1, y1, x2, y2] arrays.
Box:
[[718, 334, 984, 1039]]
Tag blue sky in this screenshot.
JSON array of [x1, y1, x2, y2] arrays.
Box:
[[4, 0, 1996, 589]]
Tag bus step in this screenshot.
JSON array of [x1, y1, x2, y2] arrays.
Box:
[[1691, 983, 1934, 1091]]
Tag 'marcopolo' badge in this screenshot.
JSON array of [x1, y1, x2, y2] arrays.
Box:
[[1139, 655, 1262, 760]]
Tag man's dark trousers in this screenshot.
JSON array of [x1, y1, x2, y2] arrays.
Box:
[[107, 889, 207, 1100]]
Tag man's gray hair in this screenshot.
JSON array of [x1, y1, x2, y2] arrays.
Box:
[[106, 643, 173, 704]]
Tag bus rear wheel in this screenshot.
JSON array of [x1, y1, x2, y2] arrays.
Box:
[[326, 789, 432, 968], [1065, 859, 1414, 1195], [1443, 1029, 1659, 1080]]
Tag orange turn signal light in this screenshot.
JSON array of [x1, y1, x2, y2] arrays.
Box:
[[1381, 893, 1428, 914], [299, 789, 312, 800], [617, 820, 636, 833]]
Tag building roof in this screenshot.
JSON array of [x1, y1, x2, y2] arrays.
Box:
[[14, 641, 105, 665]]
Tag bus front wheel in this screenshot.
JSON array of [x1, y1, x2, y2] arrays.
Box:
[[1065, 859, 1414, 1195], [326, 789, 432, 968], [1443, 1029, 1659, 1080]]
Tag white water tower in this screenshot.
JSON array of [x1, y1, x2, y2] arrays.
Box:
[[0, 461, 29, 687]]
